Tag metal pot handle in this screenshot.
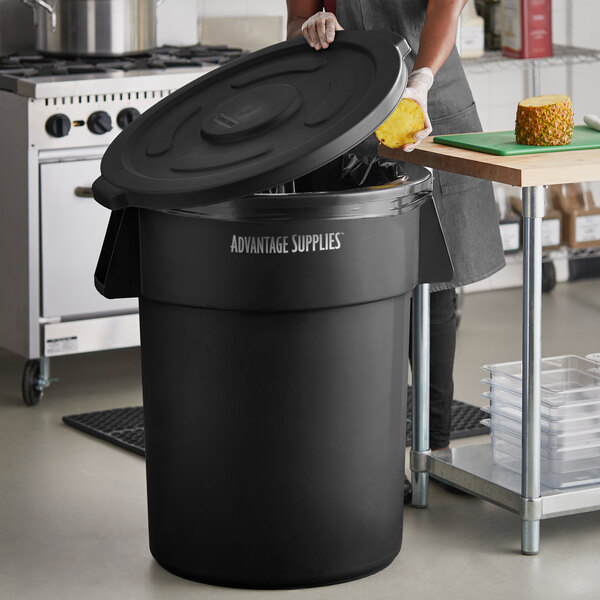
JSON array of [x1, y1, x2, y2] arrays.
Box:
[[22, 0, 57, 32]]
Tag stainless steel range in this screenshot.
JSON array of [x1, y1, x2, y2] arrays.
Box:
[[0, 46, 244, 404]]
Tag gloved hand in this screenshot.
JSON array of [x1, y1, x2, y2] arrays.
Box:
[[401, 67, 434, 152], [301, 11, 344, 50]]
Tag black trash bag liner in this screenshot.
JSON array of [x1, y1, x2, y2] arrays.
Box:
[[339, 153, 408, 188], [292, 153, 408, 193]]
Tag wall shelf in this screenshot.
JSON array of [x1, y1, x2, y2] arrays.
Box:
[[463, 44, 600, 74], [502, 246, 600, 266]]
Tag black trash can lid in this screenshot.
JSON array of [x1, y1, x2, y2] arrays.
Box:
[[93, 30, 411, 211]]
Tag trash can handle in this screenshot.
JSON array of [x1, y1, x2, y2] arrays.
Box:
[[418, 195, 454, 284], [95, 208, 141, 299], [371, 30, 411, 59], [92, 176, 129, 210]]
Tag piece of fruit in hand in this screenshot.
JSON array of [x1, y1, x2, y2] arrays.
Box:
[[376, 98, 425, 148], [515, 94, 574, 146]]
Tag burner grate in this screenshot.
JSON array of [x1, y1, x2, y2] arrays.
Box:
[[0, 45, 244, 74], [0, 45, 246, 92]]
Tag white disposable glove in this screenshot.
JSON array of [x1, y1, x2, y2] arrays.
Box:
[[401, 67, 434, 152], [301, 11, 344, 50]]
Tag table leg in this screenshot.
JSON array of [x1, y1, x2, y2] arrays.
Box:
[[521, 185, 545, 555], [411, 283, 430, 508]]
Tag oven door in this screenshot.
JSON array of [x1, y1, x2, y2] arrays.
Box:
[[40, 158, 138, 319]]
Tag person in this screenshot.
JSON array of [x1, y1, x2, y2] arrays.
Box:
[[286, 0, 505, 501]]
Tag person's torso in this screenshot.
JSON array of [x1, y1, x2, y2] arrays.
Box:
[[334, 0, 474, 119], [332, 1, 505, 289]]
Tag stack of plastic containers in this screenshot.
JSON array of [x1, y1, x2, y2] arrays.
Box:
[[587, 353, 600, 365], [481, 355, 600, 489]]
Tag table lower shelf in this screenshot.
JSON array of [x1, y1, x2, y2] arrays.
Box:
[[425, 444, 600, 519]]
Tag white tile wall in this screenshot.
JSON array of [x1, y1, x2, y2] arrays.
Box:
[[570, 0, 600, 49], [571, 62, 600, 119], [198, 0, 246, 18], [158, 0, 198, 46], [197, 0, 287, 18], [197, 0, 287, 45]]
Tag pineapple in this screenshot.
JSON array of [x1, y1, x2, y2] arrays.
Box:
[[515, 95, 574, 146], [376, 98, 425, 148]]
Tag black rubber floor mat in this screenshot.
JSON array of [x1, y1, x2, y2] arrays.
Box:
[[405, 388, 489, 446], [63, 407, 146, 457], [63, 397, 488, 456]]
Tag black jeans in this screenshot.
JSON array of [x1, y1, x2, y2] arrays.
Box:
[[409, 288, 457, 450]]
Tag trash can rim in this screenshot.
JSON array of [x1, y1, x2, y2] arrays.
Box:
[[158, 173, 432, 222]]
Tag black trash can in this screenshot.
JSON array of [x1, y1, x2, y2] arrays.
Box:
[[93, 31, 453, 589]]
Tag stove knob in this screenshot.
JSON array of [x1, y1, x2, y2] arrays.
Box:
[[88, 111, 113, 135], [45, 114, 71, 138], [117, 108, 141, 129]]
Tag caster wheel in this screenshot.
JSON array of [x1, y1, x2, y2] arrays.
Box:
[[542, 262, 556, 293], [22, 359, 43, 406]]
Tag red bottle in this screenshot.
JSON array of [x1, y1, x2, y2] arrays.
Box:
[[501, 0, 553, 59]]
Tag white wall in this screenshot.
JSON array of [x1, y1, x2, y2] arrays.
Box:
[[197, 0, 286, 18], [196, 0, 286, 51], [158, 0, 199, 46], [545, 0, 600, 123]]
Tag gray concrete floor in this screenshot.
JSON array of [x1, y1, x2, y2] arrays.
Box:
[[2, 280, 600, 600]]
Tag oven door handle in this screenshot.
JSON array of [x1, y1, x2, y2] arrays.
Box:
[[74, 186, 94, 198]]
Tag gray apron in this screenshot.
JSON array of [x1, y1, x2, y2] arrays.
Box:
[[337, 0, 505, 289]]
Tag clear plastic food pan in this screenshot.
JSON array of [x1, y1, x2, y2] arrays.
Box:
[[480, 356, 600, 420], [482, 418, 600, 463], [481, 403, 600, 448], [481, 391, 600, 431], [490, 445, 600, 489], [586, 353, 600, 369], [482, 355, 600, 394]]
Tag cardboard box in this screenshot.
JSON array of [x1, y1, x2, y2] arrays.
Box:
[[550, 183, 600, 249], [494, 183, 521, 253]]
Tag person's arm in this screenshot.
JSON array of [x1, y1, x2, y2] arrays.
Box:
[[414, 0, 468, 75], [286, 0, 343, 48], [401, 0, 468, 151]]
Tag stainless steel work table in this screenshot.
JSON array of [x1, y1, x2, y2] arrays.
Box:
[[380, 139, 600, 555]]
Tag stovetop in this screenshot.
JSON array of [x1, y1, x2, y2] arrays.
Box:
[[0, 45, 245, 94]]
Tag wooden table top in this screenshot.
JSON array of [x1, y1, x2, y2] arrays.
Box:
[[379, 137, 600, 188]]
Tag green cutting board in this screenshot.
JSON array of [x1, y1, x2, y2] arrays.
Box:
[[433, 125, 600, 156]]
